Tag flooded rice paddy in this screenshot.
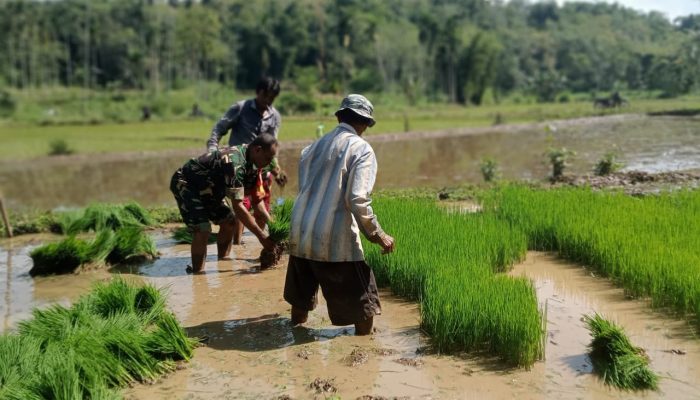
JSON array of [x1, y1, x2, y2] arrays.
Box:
[[1, 115, 699, 210], [2, 231, 699, 399]]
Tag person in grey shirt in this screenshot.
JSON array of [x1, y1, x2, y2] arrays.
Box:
[[207, 77, 288, 244]]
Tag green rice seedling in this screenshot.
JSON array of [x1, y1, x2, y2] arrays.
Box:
[[123, 201, 154, 226], [364, 198, 541, 367], [268, 198, 294, 243], [0, 335, 45, 400], [145, 312, 198, 361], [29, 236, 91, 276], [492, 186, 700, 326], [107, 226, 158, 265], [172, 226, 217, 244], [65, 202, 153, 234], [86, 277, 165, 323], [584, 314, 658, 390]]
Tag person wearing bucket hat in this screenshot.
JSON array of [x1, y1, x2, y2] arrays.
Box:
[[284, 94, 395, 335]]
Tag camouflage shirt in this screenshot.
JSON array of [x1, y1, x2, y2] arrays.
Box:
[[179, 145, 257, 203]]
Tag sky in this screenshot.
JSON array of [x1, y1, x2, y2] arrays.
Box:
[[554, 0, 700, 20]]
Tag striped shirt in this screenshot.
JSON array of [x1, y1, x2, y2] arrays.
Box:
[[289, 123, 384, 262]]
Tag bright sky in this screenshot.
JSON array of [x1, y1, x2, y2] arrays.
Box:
[[554, 0, 700, 20]]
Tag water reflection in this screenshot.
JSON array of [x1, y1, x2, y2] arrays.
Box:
[[1, 116, 698, 211]]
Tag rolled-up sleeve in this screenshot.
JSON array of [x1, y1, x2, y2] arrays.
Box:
[[345, 145, 383, 240], [207, 103, 241, 151]]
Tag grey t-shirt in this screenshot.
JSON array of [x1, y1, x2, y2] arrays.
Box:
[[207, 99, 281, 151]]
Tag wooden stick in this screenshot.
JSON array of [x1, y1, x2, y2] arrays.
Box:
[[0, 198, 12, 238]]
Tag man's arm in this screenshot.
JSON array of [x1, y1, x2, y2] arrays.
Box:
[[345, 147, 394, 253], [207, 102, 242, 151], [230, 199, 275, 251]]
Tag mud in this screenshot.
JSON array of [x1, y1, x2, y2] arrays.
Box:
[[554, 170, 700, 195], [3, 233, 700, 399]]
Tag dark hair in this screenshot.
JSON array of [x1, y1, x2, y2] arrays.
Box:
[[256, 77, 281, 96], [336, 108, 372, 126], [250, 133, 278, 150]]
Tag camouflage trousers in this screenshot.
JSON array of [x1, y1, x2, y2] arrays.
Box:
[[170, 169, 233, 233]]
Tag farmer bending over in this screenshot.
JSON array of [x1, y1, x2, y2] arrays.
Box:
[[171, 133, 278, 274]]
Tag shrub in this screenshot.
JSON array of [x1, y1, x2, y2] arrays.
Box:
[[276, 92, 316, 115], [48, 139, 74, 156], [479, 157, 500, 182], [0, 89, 16, 118], [594, 150, 624, 176], [545, 147, 575, 181]]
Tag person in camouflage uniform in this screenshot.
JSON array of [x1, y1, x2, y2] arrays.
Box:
[[170, 133, 278, 274], [207, 77, 288, 245]]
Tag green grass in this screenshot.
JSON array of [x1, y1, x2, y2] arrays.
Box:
[[488, 186, 700, 325], [365, 198, 542, 367], [1, 89, 698, 160], [584, 314, 658, 390], [0, 277, 196, 399]]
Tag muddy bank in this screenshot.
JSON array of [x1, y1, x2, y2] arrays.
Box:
[[554, 170, 700, 195]]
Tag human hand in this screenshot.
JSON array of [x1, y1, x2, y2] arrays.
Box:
[[261, 236, 276, 252], [274, 170, 288, 187], [375, 233, 395, 254]]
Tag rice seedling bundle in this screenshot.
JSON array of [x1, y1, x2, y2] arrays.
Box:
[[492, 186, 700, 324], [0, 278, 196, 399], [30, 227, 157, 276], [584, 314, 658, 390], [364, 198, 542, 367], [64, 202, 154, 235], [268, 199, 293, 243]]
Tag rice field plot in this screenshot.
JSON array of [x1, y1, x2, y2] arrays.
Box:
[[489, 186, 700, 326], [364, 198, 543, 367], [0, 277, 197, 399]]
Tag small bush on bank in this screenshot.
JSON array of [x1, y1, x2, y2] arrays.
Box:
[[48, 138, 74, 156]]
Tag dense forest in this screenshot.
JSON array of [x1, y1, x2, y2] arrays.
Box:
[[1, 0, 699, 105]]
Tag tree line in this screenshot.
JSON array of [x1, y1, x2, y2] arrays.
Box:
[[1, 0, 699, 104]]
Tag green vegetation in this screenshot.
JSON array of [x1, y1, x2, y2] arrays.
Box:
[[488, 186, 700, 325], [30, 226, 157, 276], [268, 199, 294, 243], [3, 203, 178, 238], [594, 150, 625, 176], [584, 314, 658, 390], [172, 227, 217, 245], [0, 278, 197, 399], [479, 157, 500, 183], [545, 147, 576, 181], [1, 1, 697, 107], [365, 198, 542, 367], [48, 138, 74, 156]]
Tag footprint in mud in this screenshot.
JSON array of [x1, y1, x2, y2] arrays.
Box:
[[308, 377, 337, 394], [296, 346, 313, 360], [371, 347, 398, 356], [394, 357, 423, 367]]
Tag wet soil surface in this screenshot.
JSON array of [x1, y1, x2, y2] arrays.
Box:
[[2, 233, 700, 399], [554, 170, 700, 195]]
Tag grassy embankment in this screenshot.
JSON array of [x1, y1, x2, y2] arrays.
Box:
[[1, 86, 698, 161], [0, 278, 197, 399]]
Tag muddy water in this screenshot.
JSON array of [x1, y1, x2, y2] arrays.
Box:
[[1, 115, 699, 210], [3, 231, 699, 399]]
